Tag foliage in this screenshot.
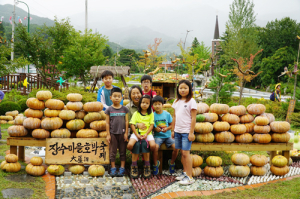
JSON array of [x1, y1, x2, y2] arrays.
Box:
[[177, 42, 199, 77], [2, 89, 26, 103], [102, 45, 114, 59], [118, 49, 140, 73], [291, 112, 300, 128], [192, 41, 211, 73], [0, 101, 21, 115], [190, 37, 200, 56], [18, 98, 28, 112]]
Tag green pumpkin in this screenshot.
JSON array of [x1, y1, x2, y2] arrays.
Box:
[[196, 114, 206, 122]]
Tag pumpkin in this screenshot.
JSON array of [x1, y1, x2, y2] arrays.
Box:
[[29, 157, 43, 166], [229, 165, 250, 177], [66, 119, 85, 131], [229, 105, 246, 116], [8, 121, 14, 125], [67, 93, 83, 102], [240, 114, 255, 123], [270, 165, 289, 176], [204, 166, 224, 177], [231, 153, 250, 165], [45, 99, 65, 110], [260, 113, 275, 124], [26, 98, 45, 110], [0, 120, 7, 124], [69, 165, 85, 174], [84, 112, 102, 123], [32, 129, 50, 139], [23, 118, 41, 129], [2, 116, 13, 121], [289, 158, 293, 166], [214, 131, 235, 143], [255, 116, 269, 126], [272, 155, 288, 167], [254, 125, 270, 134], [206, 156, 222, 167], [195, 132, 214, 143], [0, 161, 21, 172], [253, 134, 271, 143], [250, 154, 268, 166], [83, 102, 103, 112], [51, 129, 71, 138], [14, 116, 26, 125], [5, 154, 18, 163], [66, 102, 83, 111], [196, 114, 206, 122], [99, 111, 106, 120], [90, 120, 106, 131], [59, 110, 76, 120], [244, 123, 255, 134], [0, 161, 7, 170], [5, 111, 19, 117], [99, 131, 108, 138], [47, 165, 65, 176], [192, 155, 203, 167], [192, 167, 202, 177], [44, 109, 61, 117], [250, 166, 267, 176], [213, 121, 230, 132], [270, 121, 290, 133], [210, 103, 229, 115], [76, 129, 98, 138], [7, 125, 28, 137], [221, 113, 240, 124], [41, 117, 63, 130], [194, 122, 213, 134], [75, 110, 86, 119], [230, 124, 246, 135], [123, 99, 130, 106], [63, 106, 68, 110], [235, 133, 253, 143], [197, 103, 210, 114], [203, 113, 218, 123], [25, 163, 45, 176], [247, 104, 266, 115], [24, 108, 43, 118], [271, 132, 290, 143], [36, 91, 52, 100], [88, 165, 105, 177]]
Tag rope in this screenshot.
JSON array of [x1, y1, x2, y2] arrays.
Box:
[[114, 65, 119, 77], [96, 66, 100, 78]]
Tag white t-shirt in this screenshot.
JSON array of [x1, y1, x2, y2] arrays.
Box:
[[172, 98, 197, 133]]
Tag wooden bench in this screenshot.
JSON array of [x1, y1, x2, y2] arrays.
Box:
[[158, 142, 293, 173]]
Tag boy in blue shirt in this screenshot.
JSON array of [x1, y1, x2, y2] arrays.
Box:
[[97, 70, 123, 111], [152, 95, 179, 175]]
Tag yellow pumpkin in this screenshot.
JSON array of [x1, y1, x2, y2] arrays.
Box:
[[36, 91, 52, 101], [32, 129, 50, 139], [246, 104, 266, 115], [83, 102, 103, 112], [30, 157, 43, 166], [192, 167, 202, 177], [75, 110, 86, 119], [26, 98, 45, 110], [68, 165, 85, 174], [230, 124, 246, 135], [5, 154, 18, 163], [259, 113, 275, 124], [123, 99, 130, 106], [23, 118, 41, 129], [7, 125, 28, 137], [222, 113, 240, 124], [254, 116, 269, 126], [240, 114, 255, 123], [206, 156, 222, 167], [214, 131, 235, 143], [99, 111, 106, 120], [202, 113, 218, 123], [271, 132, 290, 143], [51, 129, 71, 138], [0, 161, 21, 172], [235, 133, 253, 143], [44, 109, 61, 117], [47, 165, 65, 176], [24, 108, 43, 118], [76, 129, 98, 138], [194, 122, 213, 134], [197, 102, 210, 114], [88, 165, 105, 176], [250, 166, 267, 176], [84, 112, 102, 123], [59, 110, 76, 120], [254, 125, 270, 134], [26, 163, 45, 176], [244, 123, 255, 134], [195, 132, 214, 143], [66, 102, 84, 111], [192, 155, 203, 167], [45, 99, 65, 110], [213, 121, 230, 132], [231, 153, 250, 166], [270, 121, 290, 133], [250, 154, 268, 166], [90, 120, 106, 131], [99, 131, 108, 138], [272, 155, 288, 167], [210, 103, 229, 115], [14, 116, 26, 125], [41, 117, 63, 130], [253, 134, 271, 143], [67, 93, 83, 102], [229, 105, 246, 116], [204, 166, 224, 177], [66, 119, 85, 131], [229, 165, 250, 177]]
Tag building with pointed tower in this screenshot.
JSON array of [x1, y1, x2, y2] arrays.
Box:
[[210, 15, 222, 76]]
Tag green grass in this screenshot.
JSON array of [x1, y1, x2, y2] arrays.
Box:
[[0, 129, 9, 141], [0, 123, 12, 130], [178, 177, 300, 199]]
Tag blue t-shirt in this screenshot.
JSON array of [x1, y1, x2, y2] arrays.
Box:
[[154, 110, 173, 139], [103, 87, 113, 107]]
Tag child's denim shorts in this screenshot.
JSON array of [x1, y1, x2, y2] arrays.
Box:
[[154, 137, 175, 148], [174, 132, 192, 150]]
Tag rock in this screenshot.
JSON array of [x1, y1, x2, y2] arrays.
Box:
[[2, 188, 34, 198], [5, 174, 35, 183]]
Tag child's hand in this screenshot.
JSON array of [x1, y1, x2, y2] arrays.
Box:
[[124, 133, 128, 142], [106, 135, 111, 143], [137, 123, 147, 131], [141, 134, 147, 140], [137, 134, 143, 140], [154, 127, 161, 132], [161, 128, 167, 133], [188, 133, 195, 142], [171, 131, 175, 139]]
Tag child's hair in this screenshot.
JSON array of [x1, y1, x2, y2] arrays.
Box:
[[101, 70, 114, 79], [110, 87, 122, 96], [141, 75, 152, 83], [152, 95, 164, 105], [129, 85, 143, 101], [138, 95, 152, 115], [176, 79, 193, 102]]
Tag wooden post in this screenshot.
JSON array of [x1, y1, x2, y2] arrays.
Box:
[[286, 99, 296, 123], [37, 74, 40, 89], [282, 150, 290, 163], [158, 150, 163, 173], [10, 146, 17, 156], [6, 73, 9, 90], [18, 146, 25, 162]]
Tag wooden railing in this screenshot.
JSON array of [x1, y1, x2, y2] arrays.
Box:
[[0, 73, 69, 94]]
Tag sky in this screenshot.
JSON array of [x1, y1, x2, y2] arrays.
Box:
[[1, 0, 300, 48]]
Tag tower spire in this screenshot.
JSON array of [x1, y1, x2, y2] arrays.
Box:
[[213, 15, 219, 40]]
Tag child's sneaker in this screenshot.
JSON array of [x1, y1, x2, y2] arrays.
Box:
[[152, 160, 160, 175], [143, 165, 151, 178], [110, 167, 117, 177], [118, 167, 125, 176], [175, 172, 186, 181], [168, 159, 175, 174], [130, 165, 138, 179], [179, 175, 195, 185]]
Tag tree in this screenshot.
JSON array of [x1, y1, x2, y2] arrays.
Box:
[[103, 45, 113, 59], [58, 30, 107, 88], [232, 49, 263, 104], [192, 41, 211, 73], [190, 37, 200, 55], [146, 38, 163, 73]]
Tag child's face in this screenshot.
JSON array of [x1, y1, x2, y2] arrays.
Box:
[[103, 75, 113, 87], [140, 98, 151, 111], [110, 92, 122, 105], [142, 80, 151, 91], [178, 83, 189, 97], [153, 102, 163, 113]]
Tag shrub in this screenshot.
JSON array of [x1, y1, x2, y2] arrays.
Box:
[[291, 112, 300, 128], [3, 89, 27, 102], [18, 98, 28, 112], [0, 101, 21, 115]]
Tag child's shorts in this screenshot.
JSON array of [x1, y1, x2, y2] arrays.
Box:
[[130, 133, 154, 142], [132, 139, 150, 154], [174, 132, 192, 151], [154, 137, 175, 148]]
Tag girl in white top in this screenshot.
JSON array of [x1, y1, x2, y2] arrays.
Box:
[[172, 80, 197, 185]]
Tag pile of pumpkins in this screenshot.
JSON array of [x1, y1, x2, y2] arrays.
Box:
[[7, 90, 108, 139], [0, 110, 23, 125], [191, 155, 224, 178], [194, 103, 291, 144]]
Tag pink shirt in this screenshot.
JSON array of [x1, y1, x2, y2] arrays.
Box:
[[172, 98, 197, 133]]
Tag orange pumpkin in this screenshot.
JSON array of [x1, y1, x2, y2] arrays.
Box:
[[30, 157, 43, 166], [83, 102, 103, 112], [41, 117, 63, 130], [250, 166, 267, 176], [246, 104, 266, 115], [44, 109, 61, 117], [99, 111, 106, 120], [99, 131, 108, 138], [66, 93, 83, 102], [229, 165, 250, 177], [51, 129, 71, 138], [253, 134, 271, 143], [271, 132, 290, 143], [202, 113, 218, 123], [26, 98, 45, 110], [192, 155, 203, 167], [66, 119, 85, 131], [230, 124, 246, 135], [32, 129, 50, 139], [66, 102, 83, 111], [214, 131, 235, 143], [24, 108, 43, 118], [45, 99, 65, 110], [36, 90, 52, 100], [222, 113, 240, 124], [195, 132, 214, 143], [0, 161, 21, 172], [270, 121, 290, 133], [7, 125, 28, 137], [244, 123, 255, 134], [204, 166, 224, 177], [250, 154, 268, 166], [23, 118, 41, 129], [229, 105, 246, 116], [25, 163, 45, 176], [260, 113, 275, 124], [5, 154, 18, 163], [254, 125, 270, 134], [231, 153, 250, 165], [90, 120, 106, 131], [210, 103, 229, 115], [197, 102, 210, 114], [255, 116, 269, 126], [270, 165, 289, 176], [5, 111, 19, 117], [84, 112, 102, 123], [235, 133, 253, 143], [272, 155, 288, 167], [88, 165, 105, 176], [194, 122, 213, 134], [192, 167, 202, 177], [59, 110, 76, 120], [213, 121, 230, 132], [76, 129, 98, 138], [240, 114, 255, 123], [206, 156, 222, 167]]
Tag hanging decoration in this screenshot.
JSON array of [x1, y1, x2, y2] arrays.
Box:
[[57, 77, 65, 86], [23, 78, 29, 88]]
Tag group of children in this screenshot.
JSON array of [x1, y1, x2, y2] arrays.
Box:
[[98, 70, 197, 185]]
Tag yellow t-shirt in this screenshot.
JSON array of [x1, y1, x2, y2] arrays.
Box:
[[129, 111, 154, 136]]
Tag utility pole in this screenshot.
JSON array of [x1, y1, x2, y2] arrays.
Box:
[[11, 0, 16, 61], [85, 0, 88, 32], [183, 30, 193, 49]]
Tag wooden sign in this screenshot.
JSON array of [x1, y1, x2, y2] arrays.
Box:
[[45, 138, 109, 165], [286, 99, 296, 123]]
